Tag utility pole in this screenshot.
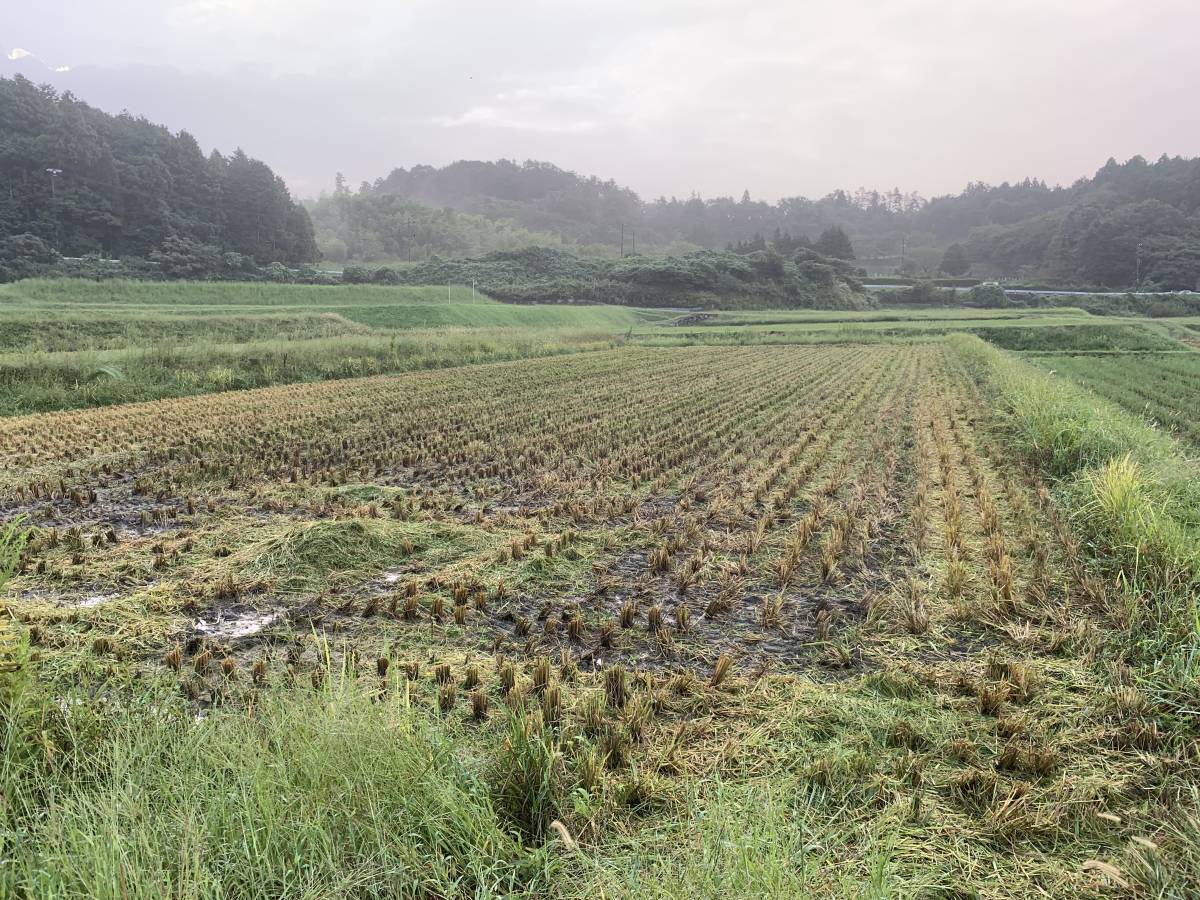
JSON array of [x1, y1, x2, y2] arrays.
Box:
[[1135, 241, 1142, 291], [46, 168, 63, 249], [620, 223, 625, 258], [631, 229, 636, 255], [900, 233, 907, 273]]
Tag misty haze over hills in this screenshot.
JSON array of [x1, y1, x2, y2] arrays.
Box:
[[309, 155, 1200, 288], [4, 51, 1200, 289], [5, 0, 1199, 202]]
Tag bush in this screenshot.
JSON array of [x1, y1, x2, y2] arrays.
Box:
[[965, 283, 1012, 308], [262, 261, 292, 282], [1, 233, 59, 265], [890, 279, 953, 305], [371, 266, 401, 284], [221, 251, 257, 274], [150, 236, 224, 279], [394, 247, 871, 310], [0, 233, 60, 282]]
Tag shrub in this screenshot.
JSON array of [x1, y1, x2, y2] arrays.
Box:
[[965, 283, 1012, 308], [151, 236, 224, 279], [262, 261, 292, 282], [0, 233, 60, 282]]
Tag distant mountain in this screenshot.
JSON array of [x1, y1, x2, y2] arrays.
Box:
[[312, 159, 930, 264], [373, 160, 646, 247], [1, 53, 58, 80], [336, 156, 1200, 287]]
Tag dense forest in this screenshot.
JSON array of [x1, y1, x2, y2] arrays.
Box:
[[0, 74, 316, 278], [960, 156, 1200, 289], [316, 157, 1200, 289]]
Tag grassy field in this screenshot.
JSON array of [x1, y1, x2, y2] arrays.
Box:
[[630, 306, 1191, 350], [3, 309, 1200, 897], [0, 279, 672, 414], [0, 279, 664, 335], [4, 281, 1192, 417], [1031, 352, 1200, 448]]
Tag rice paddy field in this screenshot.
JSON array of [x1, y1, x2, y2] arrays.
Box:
[[2, 281, 1200, 898], [1031, 353, 1200, 449]]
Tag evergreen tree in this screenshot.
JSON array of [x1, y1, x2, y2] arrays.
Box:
[[815, 225, 855, 259], [939, 242, 970, 275]]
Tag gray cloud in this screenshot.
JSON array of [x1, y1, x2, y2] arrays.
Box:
[[3, 0, 1199, 200]]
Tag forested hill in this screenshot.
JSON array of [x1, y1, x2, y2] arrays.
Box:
[[374, 160, 645, 247], [5, 67, 1196, 290], [325, 156, 1200, 289], [0, 75, 316, 265], [320, 159, 928, 263], [956, 156, 1200, 289]]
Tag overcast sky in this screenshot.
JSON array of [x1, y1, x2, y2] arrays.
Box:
[[3, 1, 1199, 201]]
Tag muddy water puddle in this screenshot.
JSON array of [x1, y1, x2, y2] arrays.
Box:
[[193, 605, 287, 641]]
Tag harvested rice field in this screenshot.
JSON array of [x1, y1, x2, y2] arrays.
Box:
[[3, 336, 1200, 898]]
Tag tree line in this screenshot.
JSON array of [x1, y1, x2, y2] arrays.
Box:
[[5, 72, 1199, 291], [361, 245, 871, 311], [0, 74, 316, 280], [962, 156, 1200, 289], [312, 161, 922, 264], [320, 156, 1200, 289]]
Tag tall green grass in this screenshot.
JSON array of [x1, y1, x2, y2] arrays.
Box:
[[0, 677, 554, 899], [951, 334, 1200, 680]]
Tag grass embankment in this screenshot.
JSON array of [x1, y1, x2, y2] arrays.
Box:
[[0, 329, 625, 415], [0, 311, 370, 352], [0, 279, 494, 310], [0, 279, 667, 335], [632, 308, 1163, 348], [0, 279, 670, 414], [953, 335, 1200, 688], [972, 323, 1182, 353]]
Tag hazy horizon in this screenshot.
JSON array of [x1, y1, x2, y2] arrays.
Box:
[[4, 0, 1199, 203]]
